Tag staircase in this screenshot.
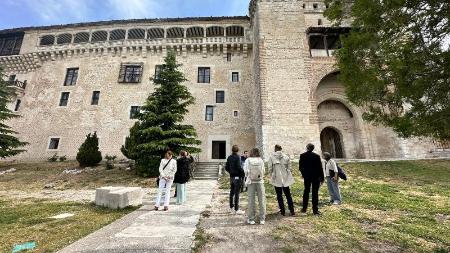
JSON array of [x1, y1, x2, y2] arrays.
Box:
[[193, 162, 221, 180]]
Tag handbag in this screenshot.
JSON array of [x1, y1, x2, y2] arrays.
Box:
[[156, 158, 173, 186]]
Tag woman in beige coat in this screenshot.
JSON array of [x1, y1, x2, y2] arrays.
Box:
[[268, 145, 295, 216]]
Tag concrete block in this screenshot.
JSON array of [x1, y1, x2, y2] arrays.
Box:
[[95, 187, 143, 209]]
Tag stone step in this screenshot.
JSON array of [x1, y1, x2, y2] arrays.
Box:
[[195, 168, 219, 172], [194, 176, 218, 180]]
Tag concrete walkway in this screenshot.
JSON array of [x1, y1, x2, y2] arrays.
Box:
[[58, 180, 217, 253]]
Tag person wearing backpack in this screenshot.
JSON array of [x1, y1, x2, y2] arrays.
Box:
[[154, 150, 177, 211], [174, 150, 192, 205], [268, 145, 295, 216], [225, 145, 246, 215], [244, 148, 266, 225], [299, 143, 324, 216], [323, 152, 342, 205]]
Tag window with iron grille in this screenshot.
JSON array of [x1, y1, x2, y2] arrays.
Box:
[[216, 91, 225, 103], [91, 91, 100, 105], [119, 64, 143, 83], [48, 138, 60, 150], [226, 53, 232, 62], [59, 92, 70, 106], [154, 65, 163, 80], [198, 67, 211, 83], [205, 106, 214, 121], [14, 99, 21, 111], [64, 68, 79, 86], [0, 35, 23, 56], [130, 106, 141, 119], [232, 72, 239, 82]]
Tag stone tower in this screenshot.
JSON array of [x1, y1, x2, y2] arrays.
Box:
[[250, 0, 321, 157]]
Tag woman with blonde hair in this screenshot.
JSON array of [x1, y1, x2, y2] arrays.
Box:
[[154, 150, 177, 211], [243, 148, 266, 225]]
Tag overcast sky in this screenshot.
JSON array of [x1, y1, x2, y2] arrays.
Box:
[[0, 0, 251, 30]]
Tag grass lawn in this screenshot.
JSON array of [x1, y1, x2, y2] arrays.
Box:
[[0, 160, 150, 252], [220, 159, 450, 252]]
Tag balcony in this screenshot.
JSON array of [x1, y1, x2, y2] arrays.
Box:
[[6, 79, 27, 90]]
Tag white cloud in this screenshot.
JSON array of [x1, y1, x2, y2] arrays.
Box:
[[24, 0, 92, 22], [105, 0, 161, 19]]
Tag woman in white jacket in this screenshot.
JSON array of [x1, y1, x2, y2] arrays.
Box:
[[154, 150, 177, 211], [244, 148, 266, 225]]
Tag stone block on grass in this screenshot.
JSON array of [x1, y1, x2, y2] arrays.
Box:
[[95, 186, 143, 209]]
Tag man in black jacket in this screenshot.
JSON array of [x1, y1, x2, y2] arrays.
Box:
[[225, 145, 245, 214], [299, 143, 324, 215]]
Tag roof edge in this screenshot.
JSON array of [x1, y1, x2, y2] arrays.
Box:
[[0, 16, 250, 34]]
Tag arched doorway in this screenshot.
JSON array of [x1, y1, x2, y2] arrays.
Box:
[[320, 127, 344, 158]]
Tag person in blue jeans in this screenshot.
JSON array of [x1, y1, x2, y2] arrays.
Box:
[[323, 152, 342, 205], [225, 145, 245, 215]]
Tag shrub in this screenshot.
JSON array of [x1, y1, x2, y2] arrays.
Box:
[[48, 154, 58, 162], [76, 132, 102, 167], [59, 155, 67, 162], [105, 155, 117, 170]]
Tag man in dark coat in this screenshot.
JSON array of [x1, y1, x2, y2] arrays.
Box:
[[174, 151, 192, 204], [299, 143, 324, 215], [225, 145, 245, 214]]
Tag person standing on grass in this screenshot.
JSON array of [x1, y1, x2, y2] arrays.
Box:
[[323, 152, 342, 205], [154, 150, 177, 211], [244, 148, 266, 225], [225, 145, 245, 215], [299, 143, 324, 216], [174, 150, 192, 205], [268, 144, 295, 216]]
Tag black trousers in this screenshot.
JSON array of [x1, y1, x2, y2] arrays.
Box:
[[302, 179, 321, 214], [229, 177, 242, 211], [275, 186, 295, 215]]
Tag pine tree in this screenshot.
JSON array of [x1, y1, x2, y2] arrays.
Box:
[[76, 132, 102, 167], [0, 67, 28, 158], [122, 51, 201, 176]]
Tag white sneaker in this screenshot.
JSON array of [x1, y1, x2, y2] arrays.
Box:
[[260, 220, 265, 225], [247, 220, 255, 225], [333, 201, 341, 205], [235, 210, 245, 215]]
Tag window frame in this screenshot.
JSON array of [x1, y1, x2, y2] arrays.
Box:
[[231, 72, 240, 83], [91, 91, 100, 105], [14, 99, 21, 111], [226, 52, 232, 62], [216, 90, 225, 104], [118, 63, 143, 83], [154, 64, 163, 80], [233, 110, 240, 118], [129, 106, 141, 119], [59, 92, 70, 107], [198, 67, 211, 83], [63, 68, 79, 86], [205, 105, 214, 121], [47, 137, 61, 150]]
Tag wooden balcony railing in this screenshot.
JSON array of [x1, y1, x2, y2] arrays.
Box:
[[6, 80, 27, 90]]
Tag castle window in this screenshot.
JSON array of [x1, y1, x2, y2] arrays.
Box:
[[118, 63, 143, 83], [91, 31, 107, 42], [226, 26, 244, 37], [326, 35, 342, 49], [64, 68, 79, 86], [205, 106, 214, 121], [216, 91, 225, 103], [59, 92, 70, 106], [74, 32, 90, 43], [318, 19, 323, 25], [91, 91, 100, 105], [313, 3, 318, 9], [48, 138, 60, 150], [198, 67, 211, 83], [0, 33, 23, 56], [14, 99, 21, 111], [154, 65, 163, 79], [309, 35, 326, 49], [232, 72, 240, 82], [110, 29, 126, 41], [227, 53, 232, 62], [233, 110, 239, 118], [57, 33, 72, 44], [302, 3, 306, 8], [130, 106, 141, 119], [128, 28, 146, 40], [40, 35, 55, 46]]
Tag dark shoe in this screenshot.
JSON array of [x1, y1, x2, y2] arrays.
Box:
[[153, 206, 159, 211], [278, 210, 286, 216], [163, 206, 169, 211], [290, 212, 296, 216], [313, 211, 321, 216]]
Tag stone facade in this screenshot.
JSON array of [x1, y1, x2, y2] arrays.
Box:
[[0, 1, 445, 162]]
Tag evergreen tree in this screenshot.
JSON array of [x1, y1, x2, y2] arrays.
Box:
[[122, 51, 201, 177], [324, 0, 450, 141], [0, 67, 28, 158], [76, 132, 102, 167]]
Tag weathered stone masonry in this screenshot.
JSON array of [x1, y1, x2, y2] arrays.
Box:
[[0, 1, 445, 161]]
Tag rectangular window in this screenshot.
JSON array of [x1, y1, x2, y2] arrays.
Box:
[[8, 75, 16, 81], [154, 65, 163, 79], [232, 72, 240, 82], [205, 106, 214, 121], [64, 68, 79, 86], [226, 53, 232, 62], [14, 99, 21, 111], [198, 67, 211, 83], [48, 138, 60, 150], [130, 106, 141, 119], [91, 91, 100, 105], [216, 91, 225, 103], [118, 64, 143, 83], [59, 92, 70, 106], [233, 110, 239, 117]]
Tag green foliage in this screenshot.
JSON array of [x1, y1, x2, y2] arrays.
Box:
[[0, 67, 28, 158], [76, 132, 102, 167], [47, 154, 58, 162], [105, 155, 117, 170], [58, 155, 67, 162], [324, 0, 450, 140], [122, 51, 201, 177]]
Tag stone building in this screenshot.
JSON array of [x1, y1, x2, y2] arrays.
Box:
[[0, 0, 446, 162]]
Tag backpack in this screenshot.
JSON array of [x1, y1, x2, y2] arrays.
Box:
[[329, 163, 348, 181], [248, 159, 264, 182]]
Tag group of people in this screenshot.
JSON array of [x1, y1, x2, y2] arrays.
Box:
[[226, 143, 342, 224], [152, 143, 342, 224]]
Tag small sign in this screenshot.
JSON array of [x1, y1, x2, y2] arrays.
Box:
[[12, 241, 36, 253]]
